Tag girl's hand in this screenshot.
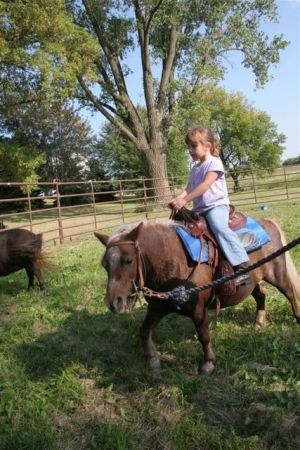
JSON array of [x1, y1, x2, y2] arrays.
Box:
[[169, 197, 187, 210]]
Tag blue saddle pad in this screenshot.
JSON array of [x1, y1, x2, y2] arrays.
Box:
[[175, 216, 270, 263]]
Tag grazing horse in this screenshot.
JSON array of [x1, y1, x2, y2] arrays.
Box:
[[95, 218, 300, 375], [0, 228, 47, 291]]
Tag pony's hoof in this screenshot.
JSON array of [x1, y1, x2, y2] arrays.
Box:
[[199, 361, 215, 376], [255, 311, 266, 330], [254, 320, 266, 330], [148, 357, 161, 370]]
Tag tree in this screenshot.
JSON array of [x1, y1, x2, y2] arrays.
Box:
[[212, 90, 285, 189], [0, 140, 44, 184], [0, 139, 45, 212], [283, 156, 300, 166], [1, 0, 288, 199], [174, 86, 285, 190], [93, 114, 189, 183], [0, 101, 96, 181]]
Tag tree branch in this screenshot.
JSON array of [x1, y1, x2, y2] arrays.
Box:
[[146, 0, 164, 33], [133, 0, 159, 144], [82, 0, 148, 144], [77, 77, 138, 145], [157, 25, 180, 110]]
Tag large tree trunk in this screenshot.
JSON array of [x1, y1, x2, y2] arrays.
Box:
[[146, 147, 172, 204]]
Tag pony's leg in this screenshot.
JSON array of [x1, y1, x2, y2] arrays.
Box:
[[252, 284, 267, 330], [193, 306, 216, 376], [33, 263, 46, 292], [25, 266, 35, 289], [140, 304, 169, 370]]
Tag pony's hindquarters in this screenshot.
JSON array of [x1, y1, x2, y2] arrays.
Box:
[[9, 230, 49, 291], [280, 230, 300, 322], [266, 219, 300, 323]]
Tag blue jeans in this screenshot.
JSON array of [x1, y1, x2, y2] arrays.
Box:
[[203, 204, 249, 267]]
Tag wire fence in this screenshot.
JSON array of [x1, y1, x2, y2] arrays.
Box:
[[0, 165, 299, 245]]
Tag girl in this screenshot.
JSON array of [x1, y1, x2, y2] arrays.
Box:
[[169, 126, 251, 286]]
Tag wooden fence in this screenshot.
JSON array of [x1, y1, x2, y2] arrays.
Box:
[[0, 165, 299, 245]]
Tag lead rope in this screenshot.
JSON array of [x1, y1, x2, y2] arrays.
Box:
[[142, 236, 300, 310]]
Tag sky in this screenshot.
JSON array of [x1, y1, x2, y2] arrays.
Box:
[[86, 0, 300, 161], [219, 0, 300, 160]]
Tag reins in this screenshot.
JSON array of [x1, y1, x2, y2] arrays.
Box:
[[107, 235, 300, 310], [143, 235, 300, 309]]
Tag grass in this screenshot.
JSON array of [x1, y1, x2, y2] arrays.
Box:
[[0, 201, 300, 449]]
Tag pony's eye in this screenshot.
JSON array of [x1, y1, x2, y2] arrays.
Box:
[[124, 257, 133, 265]]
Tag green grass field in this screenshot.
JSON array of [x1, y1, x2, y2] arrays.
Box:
[[0, 201, 299, 449]]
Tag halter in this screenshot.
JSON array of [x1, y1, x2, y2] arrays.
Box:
[[105, 236, 199, 303], [106, 239, 145, 299]]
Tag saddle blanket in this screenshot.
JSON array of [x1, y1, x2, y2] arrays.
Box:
[[175, 216, 271, 263]]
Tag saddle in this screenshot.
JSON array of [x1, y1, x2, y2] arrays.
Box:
[[172, 205, 247, 297], [172, 205, 246, 247]]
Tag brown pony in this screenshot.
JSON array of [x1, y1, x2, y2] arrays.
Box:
[[0, 228, 47, 291], [95, 218, 300, 375]]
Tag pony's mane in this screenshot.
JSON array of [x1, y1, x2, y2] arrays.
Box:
[[108, 218, 182, 243]]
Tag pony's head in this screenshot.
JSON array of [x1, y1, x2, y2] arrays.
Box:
[[95, 222, 144, 314]]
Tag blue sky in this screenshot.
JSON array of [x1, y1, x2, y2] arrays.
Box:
[[219, 0, 300, 160], [87, 0, 300, 160]]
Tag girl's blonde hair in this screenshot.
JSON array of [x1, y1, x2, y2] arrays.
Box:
[[185, 127, 220, 157]]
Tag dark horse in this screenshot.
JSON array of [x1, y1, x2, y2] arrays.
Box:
[[95, 218, 300, 375], [0, 228, 47, 291]]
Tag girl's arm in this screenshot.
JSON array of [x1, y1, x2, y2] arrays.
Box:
[[176, 188, 188, 199], [170, 171, 219, 209]]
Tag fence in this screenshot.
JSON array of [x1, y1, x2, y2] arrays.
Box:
[[0, 165, 299, 245]]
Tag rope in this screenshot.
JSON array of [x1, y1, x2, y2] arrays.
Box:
[[143, 236, 300, 309]]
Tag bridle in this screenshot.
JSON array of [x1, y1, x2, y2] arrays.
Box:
[[106, 239, 145, 300]]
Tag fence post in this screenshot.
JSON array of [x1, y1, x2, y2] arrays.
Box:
[[26, 184, 33, 232], [251, 171, 258, 204], [119, 180, 125, 223], [283, 166, 289, 199], [142, 177, 148, 219], [55, 181, 64, 244], [90, 180, 97, 229], [171, 176, 176, 198]]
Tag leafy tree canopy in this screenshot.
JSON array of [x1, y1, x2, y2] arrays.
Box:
[[283, 156, 300, 166], [0, 139, 44, 187], [93, 105, 189, 181], [1, 0, 288, 196], [180, 86, 285, 170], [171, 85, 285, 188], [0, 100, 96, 181]]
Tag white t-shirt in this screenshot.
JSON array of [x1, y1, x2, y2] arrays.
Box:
[[187, 156, 229, 213]]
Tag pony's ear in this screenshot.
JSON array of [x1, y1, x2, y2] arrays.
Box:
[[94, 232, 109, 247], [128, 222, 143, 242]]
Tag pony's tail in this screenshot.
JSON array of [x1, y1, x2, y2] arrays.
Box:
[[270, 219, 300, 319], [11, 234, 55, 271], [33, 250, 56, 271]]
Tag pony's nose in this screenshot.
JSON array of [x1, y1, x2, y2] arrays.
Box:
[[112, 295, 127, 314]]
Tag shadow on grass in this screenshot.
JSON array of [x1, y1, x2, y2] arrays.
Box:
[[0, 277, 29, 297], [14, 302, 299, 385], [10, 300, 300, 450]]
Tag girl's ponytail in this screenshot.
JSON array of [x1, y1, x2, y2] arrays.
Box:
[[211, 138, 220, 157]]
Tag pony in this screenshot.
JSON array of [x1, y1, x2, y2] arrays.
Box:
[[95, 218, 300, 375], [0, 228, 48, 291]]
